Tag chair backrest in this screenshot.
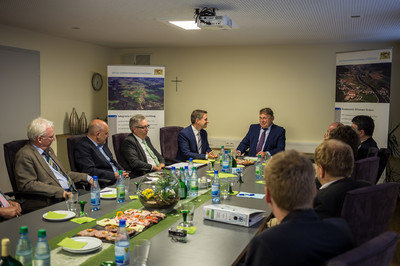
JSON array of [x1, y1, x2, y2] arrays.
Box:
[[352, 157, 380, 184], [66, 134, 86, 172], [376, 148, 391, 184], [159, 126, 183, 160], [341, 182, 399, 246], [367, 147, 379, 157], [326, 231, 399, 266], [112, 133, 130, 165], [3, 139, 29, 192]]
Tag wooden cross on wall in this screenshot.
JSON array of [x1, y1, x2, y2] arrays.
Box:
[[171, 76, 182, 92]]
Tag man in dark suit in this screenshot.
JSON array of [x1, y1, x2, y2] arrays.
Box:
[[351, 115, 378, 161], [314, 139, 371, 219], [120, 114, 165, 178], [15, 117, 92, 210], [74, 119, 128, 183], [245, 150, 353, 266], [176, 109, 218, 161], [236, 108, 285, 157]]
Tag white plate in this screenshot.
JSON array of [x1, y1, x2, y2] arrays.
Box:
[[100, 188, 117, 199], [62, 236, 102, 254], [42, 210, 76, 221]]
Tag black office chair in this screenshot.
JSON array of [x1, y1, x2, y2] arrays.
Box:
[[66, 135, 113, 188], [112, 133, 130, 166], [3, 139, 56, 213], [376, 148, 391, 184], [341, 182, 399, 246], [327, 231, 399, 266], [160, 126, 183, 165]]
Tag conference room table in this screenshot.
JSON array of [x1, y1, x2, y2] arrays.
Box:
[[0, 163, 271, 265]]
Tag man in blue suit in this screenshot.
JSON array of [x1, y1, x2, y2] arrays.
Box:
[[176, 109, 218, 161], [236, 108, 285, 157]]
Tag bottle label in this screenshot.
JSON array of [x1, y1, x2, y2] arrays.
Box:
[[190, 180, 198, 191], [179, 187, 185, 198], [115, 241, 130, 265], [91, 192, 100, 206], [211, 184, 220, 197]]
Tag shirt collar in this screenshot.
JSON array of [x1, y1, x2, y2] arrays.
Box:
[[87, 136, 101, 148], [191, 125, 200, 135], [31, 143, 45, 155]]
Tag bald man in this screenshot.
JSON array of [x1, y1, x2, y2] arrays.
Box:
[[323, 122, 343, 141], [74, 119, 128, 183]]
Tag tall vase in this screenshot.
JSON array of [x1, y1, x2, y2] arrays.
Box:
[[69, 108, 79, 135], [78, 112, 88, 134]]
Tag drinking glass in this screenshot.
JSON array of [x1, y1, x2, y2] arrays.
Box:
[[132, 239, 151, 266], [220, 177, 229, 199], [185, 202, 196, 226], [179, 202, 194, 228], [78, 201, 88, 217], [66, 191, 78, 214]]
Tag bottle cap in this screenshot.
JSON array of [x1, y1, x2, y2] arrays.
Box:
[[119, 170, 123, 174], [221, 146, 224, 149], [258, 154, 261, 157], [189, 158, 193, 162], [171, 166, 176, 170], [93, 175, 98, 181], [214, 170, 218, 174], [119, 219, 126, 227], [20, 226, 28, 234], [184, 166, 188, 169], [192, 166, 196, 170], [225, 150, 228, 154], [1, 238, 10, 256], [38, 229, 46, 237]]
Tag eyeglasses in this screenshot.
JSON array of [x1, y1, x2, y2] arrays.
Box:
[[136, 125, 150, 129], [40, 135, 55, 140]]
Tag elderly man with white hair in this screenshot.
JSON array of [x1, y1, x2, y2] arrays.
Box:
[[14, 117, 92, 211]]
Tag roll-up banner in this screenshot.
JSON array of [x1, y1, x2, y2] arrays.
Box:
[[107, 65, 165, 151], [335, 49, 392, 148]]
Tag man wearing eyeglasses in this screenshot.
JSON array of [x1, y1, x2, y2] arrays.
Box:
[[74, 119, 128, 183], [236, 108, 286, 157], [14, 117, 92, 212], [120, 114, 165, 178]]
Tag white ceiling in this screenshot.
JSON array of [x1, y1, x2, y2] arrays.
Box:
[[1, 0, 400, 48]]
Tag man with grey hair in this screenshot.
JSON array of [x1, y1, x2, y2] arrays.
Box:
[[245, 150, 353, 265], [236, 107, 285, 157], [176, 109, 217, 161], [14, 117, 92, 211], [120, 114, 165, 178], [74, 119, 128, 183]]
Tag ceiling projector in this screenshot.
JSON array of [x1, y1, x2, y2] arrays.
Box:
[[196, 15, 232, 30]]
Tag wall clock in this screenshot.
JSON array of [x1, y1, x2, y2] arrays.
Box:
[[91, 72, 103, 91]]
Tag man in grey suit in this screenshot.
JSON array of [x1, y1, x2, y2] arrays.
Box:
[[14, 117, 92, 210], [120, 114, 165, 178]]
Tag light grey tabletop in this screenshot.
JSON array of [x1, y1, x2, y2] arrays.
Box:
[[0, 164, 271, 266]]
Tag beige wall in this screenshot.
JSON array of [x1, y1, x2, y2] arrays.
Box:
[[115, 43, 400, 144], [0, 25, 113, 191]]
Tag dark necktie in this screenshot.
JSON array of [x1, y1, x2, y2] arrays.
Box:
[[197, 132, 202, 154], [256, 129, 267, 154], [43, 151, 76, 191]]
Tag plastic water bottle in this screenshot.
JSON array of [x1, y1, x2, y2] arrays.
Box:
[[222, 151, 230, 173], [115, 219, 130, 266], [116, 170, 126, 203], [90, 175, 100, 211], [211, 170, 220, 204], [188, 158, 194, 177], [33, 229, 50, 266], [184, 166, 190, 189], [15, 226, 32, 266], [219, 146, 225, 164], [228, 150, 232, 170], [255, 154, 263, 180], [190, 167, 198, 197]]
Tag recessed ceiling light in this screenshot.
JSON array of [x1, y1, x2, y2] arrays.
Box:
[[351, 15, 360, 18], [72, 26, 80, 30], [168, 21, 200, 30]]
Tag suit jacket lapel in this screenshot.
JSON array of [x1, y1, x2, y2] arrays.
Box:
[[31, 145, 61, 185], [263, 124, 275, 151], [133, 134, 147, 162]]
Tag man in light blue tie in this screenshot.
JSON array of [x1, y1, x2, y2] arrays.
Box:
[[120, 114, 165, 178], [176, 109, 218, 161], [74, 119, 129, 183], [236, 108, 286, 157]]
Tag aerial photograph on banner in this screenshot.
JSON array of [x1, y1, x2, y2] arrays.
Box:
[[335, 63, 391, 103], [108, 77, 164, 110]]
